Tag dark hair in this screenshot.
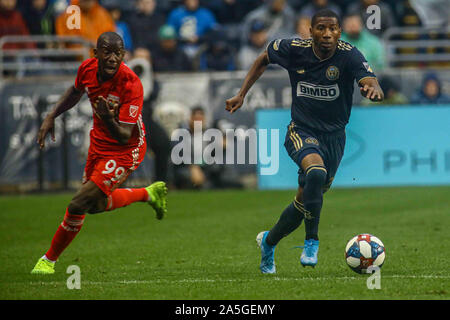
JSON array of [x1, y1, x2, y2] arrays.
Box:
[[311, 9, 341, 27], [97, 32, 124, 48]]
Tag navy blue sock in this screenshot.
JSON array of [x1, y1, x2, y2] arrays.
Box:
[[266, 201, 304, 246], [302, 166, 327, 241]]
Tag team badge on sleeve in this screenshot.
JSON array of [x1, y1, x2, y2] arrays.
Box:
[[129, 105, 139, 118]]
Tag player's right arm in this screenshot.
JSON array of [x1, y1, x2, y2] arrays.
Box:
[[226, 38, 291, 114], [37, 85, 84, 149], [225, 50, 270, 114]]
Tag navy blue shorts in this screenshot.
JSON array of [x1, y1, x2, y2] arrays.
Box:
[[284, 121, 346, 192]]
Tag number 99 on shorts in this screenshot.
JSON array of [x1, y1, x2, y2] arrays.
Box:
[[101, 160, 126, 182]]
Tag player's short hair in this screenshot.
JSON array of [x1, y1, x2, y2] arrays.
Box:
[[311, 9, 341, 28], [97, 32, 124, 49]]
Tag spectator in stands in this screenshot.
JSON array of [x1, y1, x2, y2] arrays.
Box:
[[133, 47, 151, 64], [361, 75, 409, 106], [410, 73, 450, 105], [295, 15, 312, 39], [55, 0, 115, 46], [151, 25, 193, 73], [299, 0, 342, 19], [125, 0, 165, 54], [173, 106, 209, 189], [346, 0, 395, 37], [21, 0, 55, 36], [0, 0, 35, 76], [287, 0, 305, 11], [199, 29, 236, 71], [167, 0, 219, 59], [408, 0, 448, 28], [340, 12, 385, 71], [237, 20, 268, 70], [0, 0, 32, 49], [241, 0, 295, 46], [204, 0, 263, 25], [393, 0, 422, 27], [173, 106, 243, 189], [98, 0, 135, 12], [106, 5, 133, 53]]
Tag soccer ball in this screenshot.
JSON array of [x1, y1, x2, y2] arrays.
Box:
[[345, 234, 385, 274]]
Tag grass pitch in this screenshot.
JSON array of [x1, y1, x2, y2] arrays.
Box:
[[0, 187, 449, 300]]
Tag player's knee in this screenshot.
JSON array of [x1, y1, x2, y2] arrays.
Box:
[[87, 198, 107, 214], [305, 167, 327, 191], [68, 199, 88, 215], [68, 194, 97, 215]]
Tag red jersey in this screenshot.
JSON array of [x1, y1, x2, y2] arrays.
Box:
[[74, 58, 146, 156]]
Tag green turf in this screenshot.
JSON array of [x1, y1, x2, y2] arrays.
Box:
[[0, 187, 449, 300]]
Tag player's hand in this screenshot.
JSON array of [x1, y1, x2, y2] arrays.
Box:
[[37, 115, 55, 149], [94, 96, 117, 121], [225, 95, 244, 114], [360, 84, 383, 102]]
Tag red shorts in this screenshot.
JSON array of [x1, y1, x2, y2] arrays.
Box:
[[82, 144, 146, 196]]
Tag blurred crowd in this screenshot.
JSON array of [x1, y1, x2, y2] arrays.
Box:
[[1, 0, 449, 73], [1, 0, 449, 190]]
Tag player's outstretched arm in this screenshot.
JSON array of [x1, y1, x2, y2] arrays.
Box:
[[226, 50, 270, 114], [94, 96, 134, 145], [359, 77, 384, 102], [37, 85, 84, 149]]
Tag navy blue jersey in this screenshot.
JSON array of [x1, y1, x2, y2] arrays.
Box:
[[267, 38, 376, 133]]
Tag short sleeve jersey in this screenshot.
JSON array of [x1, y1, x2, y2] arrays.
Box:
[[267, 38, 376, 132], [74, 58, 146, 155]]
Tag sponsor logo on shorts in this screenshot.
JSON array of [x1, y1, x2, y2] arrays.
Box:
[[297, 81, 340, 101]]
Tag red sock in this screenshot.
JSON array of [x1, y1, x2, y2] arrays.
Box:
[[106, 188, 149, 211], [45, 209, 85, 261]]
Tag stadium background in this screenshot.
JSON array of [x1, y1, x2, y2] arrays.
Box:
[[0, 0, 450, 301], [0, 0, 449, 192]]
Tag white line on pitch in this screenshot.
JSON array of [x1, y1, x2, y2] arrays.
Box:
[[26, 274, 450, 286]]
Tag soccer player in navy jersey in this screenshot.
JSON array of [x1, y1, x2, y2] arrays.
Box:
[[226, 9, 383, 273]]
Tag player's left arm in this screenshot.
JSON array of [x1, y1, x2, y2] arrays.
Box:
[[348, 46, 384, 103], [94, 96, 134, 145], [359, 77, 384, 102]]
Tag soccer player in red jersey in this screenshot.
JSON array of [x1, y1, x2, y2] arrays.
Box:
[[31, 32, 168, 274]]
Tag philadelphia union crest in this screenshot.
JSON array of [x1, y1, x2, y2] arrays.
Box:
[[326, 65, 339, 81]]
